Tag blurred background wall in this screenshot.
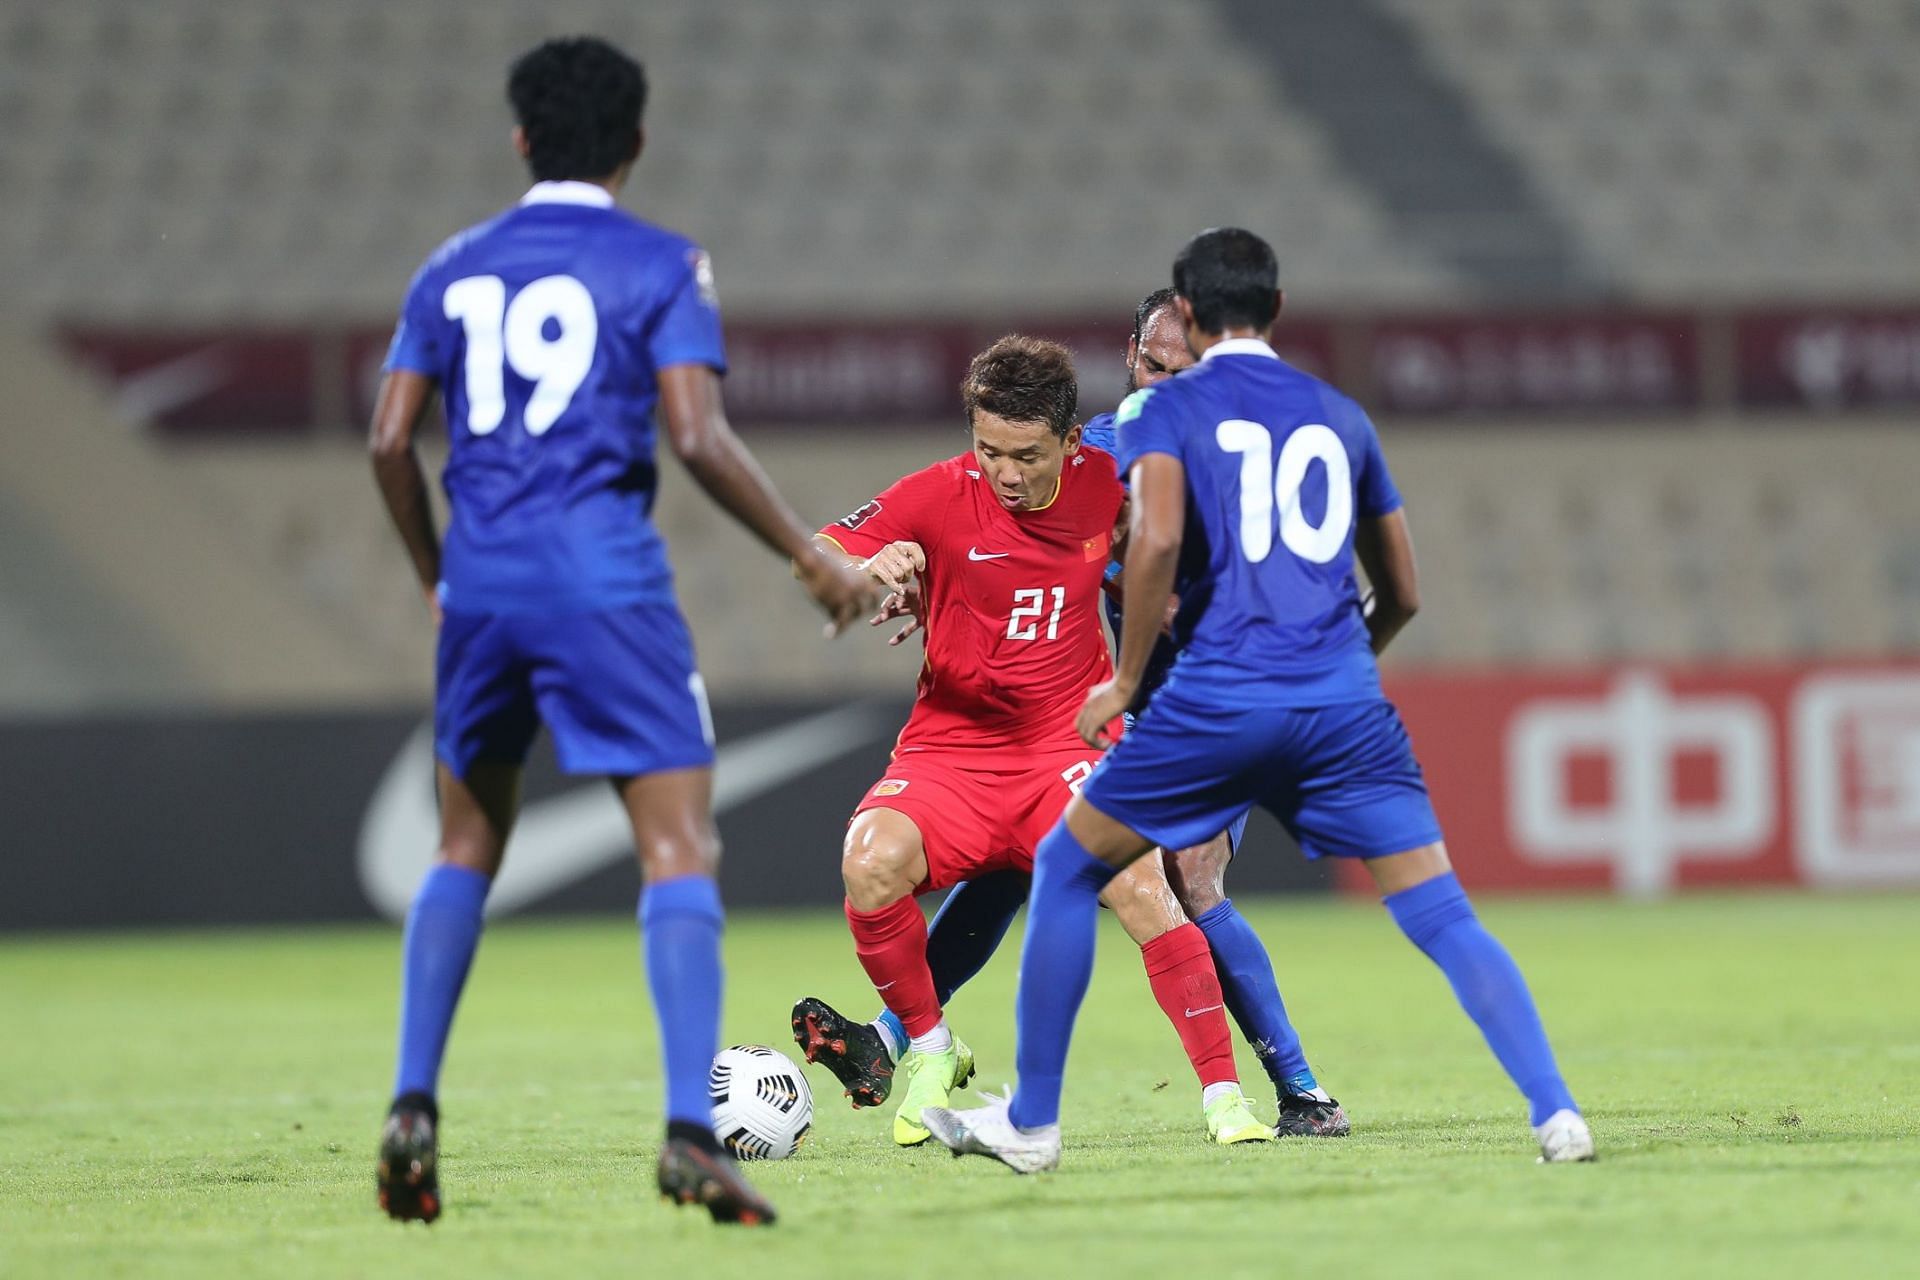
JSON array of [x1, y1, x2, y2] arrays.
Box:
[[2, 0, 1916, 924]]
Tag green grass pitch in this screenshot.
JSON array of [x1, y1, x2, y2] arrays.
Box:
[[3, 892, 1917, 1277]]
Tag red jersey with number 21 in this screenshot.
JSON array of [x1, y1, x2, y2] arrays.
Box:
[[822, 448, 1124, 754]]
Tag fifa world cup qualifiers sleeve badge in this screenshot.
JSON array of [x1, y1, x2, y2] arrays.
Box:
[[838, 500, 882, 531]]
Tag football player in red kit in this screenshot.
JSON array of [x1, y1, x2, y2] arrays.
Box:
[[796, 336, 1273, 1147]]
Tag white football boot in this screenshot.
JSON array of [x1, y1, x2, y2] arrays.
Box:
[[1535, 1109, 1596, 1163], [921, 1089, 1062, 1174]]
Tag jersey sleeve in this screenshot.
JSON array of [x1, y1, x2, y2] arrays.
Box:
[[1079, 413, 1117, 457], [648, 246, 727, 374], [1112, 385, 1185, 475], [818, 467, 946, 559], [383, 261, 445, 378], [1354, 413, 1403, 517]]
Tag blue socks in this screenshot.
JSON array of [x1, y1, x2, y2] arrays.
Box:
[[640, 876, 726, 1128], [1008, 825, 1118, 1131], [393, 863, 491, 1099], [1384, 872, 1577, 1126], [876, 870, 1029, 1057], [393, 864, 728, 1131], [1192, 898, 1314, 1092]]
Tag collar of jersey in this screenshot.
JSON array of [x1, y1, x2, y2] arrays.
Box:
[[976, 466, 1063, 515], [1200, 337, 1280, 362], [1026, 472, 1064, 513], [521, 181, 616, 208]]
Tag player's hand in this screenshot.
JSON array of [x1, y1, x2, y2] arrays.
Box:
[[861, 541, 926, 593], [798, 549, 882, 637], [1076, 677, 1135, 749], [870, 583, 925, 647]]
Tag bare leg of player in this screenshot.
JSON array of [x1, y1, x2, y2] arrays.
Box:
[[378, 761, 519, 1223], [1101, 853, 1273, 1144], [614, 767, 777, 1225]]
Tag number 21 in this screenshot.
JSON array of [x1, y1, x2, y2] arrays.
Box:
[[1007, 586, 1066, 641]]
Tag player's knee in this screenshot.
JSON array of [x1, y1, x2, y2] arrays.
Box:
[[639, 826, 720, 882], [1169, 863, 1227, 916], [841, 838, 914, 912], [1166, 840, 1230, 916], [1174, 877, 1226, 917], [434, 839, 502, 878], [1102, 875, 1184, 944]]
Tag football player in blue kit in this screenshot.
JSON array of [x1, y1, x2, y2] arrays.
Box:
[[367, 37, 875, 1226], [925, 228, 1593, 1171], [1080, 288, 1342, 1135]]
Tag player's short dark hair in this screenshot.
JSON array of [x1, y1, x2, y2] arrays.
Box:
[[1131, 287, 1179, 345], [961, 335, 1079, 439], [1172, 227, 1279, 334], [507, 37, 647, 183]]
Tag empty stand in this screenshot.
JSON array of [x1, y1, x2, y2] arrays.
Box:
[[1385, 0, 1920, 301], [0, 0, 1458, 323]]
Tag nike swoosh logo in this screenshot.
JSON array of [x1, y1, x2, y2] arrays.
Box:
[[111, 344, 234, 425], [356, 703, 893, 919], [875, 981, 896, 991], [968, 548, 1011, 561], [1184, 1005, 1224, 1018]]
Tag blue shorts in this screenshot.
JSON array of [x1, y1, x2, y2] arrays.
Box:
[[1090, 690, 1442, 861], [1122, 710, 1252, 855], [435, 602, 716, 779]]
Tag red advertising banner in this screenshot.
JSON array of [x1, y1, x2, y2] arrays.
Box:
[[56, 304, 1920, 433], [1735, 307, 1920, 410], [1371, 662, 1920, 896], [64, 317, 1341, 435], [1366, 312, 1700, 416], [61, 329, 318, 433]]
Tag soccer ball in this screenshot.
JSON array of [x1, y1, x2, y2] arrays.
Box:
[[708, 1045, 812, 1160]]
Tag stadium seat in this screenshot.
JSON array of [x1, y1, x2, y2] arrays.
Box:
[[0, 0, 1459, 320], [1382, 0, 1920, 300]]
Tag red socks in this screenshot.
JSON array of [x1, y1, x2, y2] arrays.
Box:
[[1141, 922, 1237, 1088], [845, 896, 943, 1038]]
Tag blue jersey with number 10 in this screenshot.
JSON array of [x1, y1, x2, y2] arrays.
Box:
[[1113, 339, 1401, 707], [385, 182, 725, 614]]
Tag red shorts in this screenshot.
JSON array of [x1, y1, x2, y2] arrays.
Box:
[[853, 745, 1104, 893]]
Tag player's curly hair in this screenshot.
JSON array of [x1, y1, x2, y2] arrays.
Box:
[[961, 336, 1079, 440], [507, 37, 647, 183], [1172, 227, 1279, 334]]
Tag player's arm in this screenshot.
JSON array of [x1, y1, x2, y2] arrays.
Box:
[[368, 369, 443, 623], [812, 533, 926, 593], [657, 363, 875, 634], [813, 533, 927, 645], [1077, 453, 1185, 748], [1354, 509, 1420, 654]]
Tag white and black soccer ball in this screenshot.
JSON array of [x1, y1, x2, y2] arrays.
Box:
[[709, 1045, 812, 1160]]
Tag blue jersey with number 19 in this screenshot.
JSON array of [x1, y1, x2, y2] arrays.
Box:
[[1113, 338, 1401, 707], [385, 180, 725, 614]]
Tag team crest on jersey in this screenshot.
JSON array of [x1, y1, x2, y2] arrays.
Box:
[[689, 249, 719, 308], [872, 778, 910, 797], [1115, 387, 1154, 424], [1083, 531, 1111, 561], [838, 499, 883, 531]]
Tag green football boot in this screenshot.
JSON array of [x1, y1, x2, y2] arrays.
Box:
[[891, 1035, 975, 1146], [1204, 1084, 1276, 1146]]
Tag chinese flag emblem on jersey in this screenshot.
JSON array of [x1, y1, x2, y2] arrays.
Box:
[[1082, 531, 1111, 562]]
